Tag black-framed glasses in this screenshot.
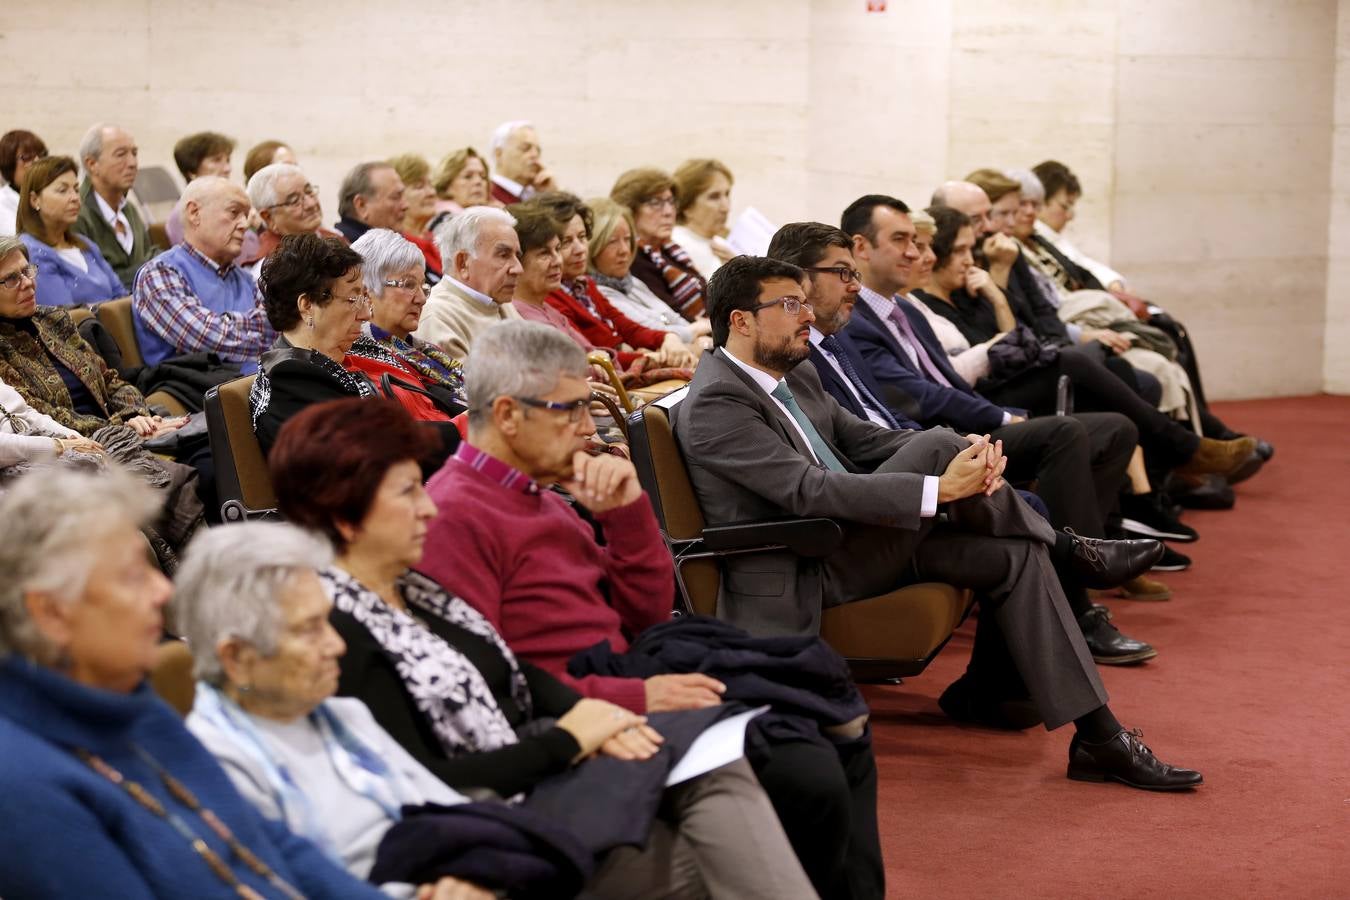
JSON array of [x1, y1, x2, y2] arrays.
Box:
[[383, 278, 430, 295], [749, 295, 812, 316], [0, 264, 37, 291], [515, 395, 592, 423], [266, 184, 319, 211], [804, 265, 862, 284]]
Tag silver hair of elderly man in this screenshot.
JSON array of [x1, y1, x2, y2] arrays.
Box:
[[433, 206, 517, 268], [464, 320, 588, 427], [246, 162, 307, 212], [351, 228, 425, 298], [174, 521, 333, 687], [1004, 168, 1046, 203], [489, 119, 533, 154], [78, 122, 125, 167], [0, 469, 159, 662]]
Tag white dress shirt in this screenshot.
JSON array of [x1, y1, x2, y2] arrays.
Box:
[[723, 346, 937, 517], [490, 173, 531, 202], [93, 189, 134, 254], [445, 275, 496, 309]]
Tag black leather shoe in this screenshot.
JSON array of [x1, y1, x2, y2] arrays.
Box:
[[939, 675, 1043, 730], [1078, 606, 1157, 665], [1168, 473, 1235, 510], [1068, 728, 1203, 791], [1226, 451, 1264, 485], [1061, 528, 1165, 589]]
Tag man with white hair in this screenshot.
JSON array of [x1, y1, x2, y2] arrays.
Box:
[[73, 123, 157, 290], [413, 207, 521, 358], [240, 163, 342, 275], [488, 121, 555, 205], [131, 176, 274, 374]]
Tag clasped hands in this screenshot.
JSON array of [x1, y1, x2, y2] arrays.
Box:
[[936, 433, 1008, 503]]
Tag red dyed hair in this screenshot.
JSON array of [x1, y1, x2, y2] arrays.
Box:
[[269, 398, 440, 550]]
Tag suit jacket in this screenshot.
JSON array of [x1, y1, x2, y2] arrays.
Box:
[[413, 278, 519, 359], [73, 179, 157, 291], [845, 297, 1008, 433], [806, 336, 922, 431], [672, 348, 929, 635]]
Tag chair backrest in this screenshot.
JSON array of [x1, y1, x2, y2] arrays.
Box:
[[627, 388, 720, 615], [204, 375, 278, 521], [150, 640, 196, 717], [95, 297, 144, 369], [67, 306, 94, 327], [132, 165, 182, 225]]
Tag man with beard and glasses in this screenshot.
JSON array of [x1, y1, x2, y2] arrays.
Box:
[[673, 255, 1203, 793]]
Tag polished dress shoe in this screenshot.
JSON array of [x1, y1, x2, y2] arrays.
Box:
[[1078, 606, 1157, 665], [1067, 728, 1203, 791], [1061, 528, 1165, 589], [938, 675, 1043, 730]]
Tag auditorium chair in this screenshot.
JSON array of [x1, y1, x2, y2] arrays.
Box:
[[93, 297, 190, 416], [150, 639, 196, 717], [204, 375, 278, 522], [132, 164, 182, 231], [627, 388, 973, 682]]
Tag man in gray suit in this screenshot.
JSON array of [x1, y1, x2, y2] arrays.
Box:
[[673, 255, 1202, 791]]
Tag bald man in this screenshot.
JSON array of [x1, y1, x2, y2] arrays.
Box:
[[131, 176, 275, 373]]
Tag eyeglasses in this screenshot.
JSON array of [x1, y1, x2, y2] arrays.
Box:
[[383, 278, 430, 295], [514, 395, 592, 423], [642, 196, 677, 211], [324, 289, 373, 313], [267, 184, 319, 211], [0, 264, 37, 291], [804, 265, 862, 284], [749, 295, 813, 316]]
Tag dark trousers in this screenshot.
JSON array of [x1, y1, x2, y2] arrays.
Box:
[[823, 430, 1109, 731], [750, 738, 883, 900], [983, 346, 1198, 468]]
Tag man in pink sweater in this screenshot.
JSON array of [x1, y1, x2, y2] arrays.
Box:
[[420, 320, 886, 900]]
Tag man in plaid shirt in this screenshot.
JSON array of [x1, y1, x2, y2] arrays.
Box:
[[131, 177, 274, 374]]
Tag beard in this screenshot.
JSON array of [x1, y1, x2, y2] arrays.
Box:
[[753, 332, 810, 373]]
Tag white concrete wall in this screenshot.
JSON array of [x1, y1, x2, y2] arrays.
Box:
[[3, 0, 1344, 397]]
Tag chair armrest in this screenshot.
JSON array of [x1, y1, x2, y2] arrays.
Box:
[[701, 517, 843, 556]]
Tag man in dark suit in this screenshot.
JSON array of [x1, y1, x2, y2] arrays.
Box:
[[673, 254, 1201, 791], [766, 219, 1156, 667]]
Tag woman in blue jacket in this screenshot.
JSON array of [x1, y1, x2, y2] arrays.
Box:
[[18, 155, 124, 307]]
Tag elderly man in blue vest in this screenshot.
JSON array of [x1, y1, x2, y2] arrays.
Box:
[[131, 176, 274, 374]]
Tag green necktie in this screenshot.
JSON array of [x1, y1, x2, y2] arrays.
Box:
[[771, 381, 848, 472]]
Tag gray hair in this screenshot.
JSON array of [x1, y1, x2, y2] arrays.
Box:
[[0, 470, 159, 662], [490, 120, 533, 154], [434, 205, 517, 265], [338, 161, 393, 220], [78, 123, 116, 167], [247, 162, 305, 211], [1005, 169, 1046, 203], [174, 522, 333, 686], [351, 228, 425, 296], [0, 235, 28, 261], [465, 320, 588, 427]]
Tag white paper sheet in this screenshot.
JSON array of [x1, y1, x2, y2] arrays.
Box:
[[664, 705, 769, 787], [726, 208, 779, 257]]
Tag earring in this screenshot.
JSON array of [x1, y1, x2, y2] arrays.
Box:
[[306, 317, 315, 329]]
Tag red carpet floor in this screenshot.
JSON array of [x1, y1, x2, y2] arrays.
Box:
[[865, 395, 1350, 898]]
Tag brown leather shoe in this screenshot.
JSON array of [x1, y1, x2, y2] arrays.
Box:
[[1118, 574, 1172, 601], [1174, 436, 1258, 480]]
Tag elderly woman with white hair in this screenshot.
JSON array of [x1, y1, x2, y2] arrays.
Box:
[[0, 469, 385, 899], [178, 522, 500, 899], [350, 228, 466, 409]]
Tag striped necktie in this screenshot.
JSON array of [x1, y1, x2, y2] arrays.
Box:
[[819, 334, 900, 428]]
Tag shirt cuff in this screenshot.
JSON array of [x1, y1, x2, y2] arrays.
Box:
[[920, 475, 939, 517], [1000, 410, 1013, 426], [1066, 322, 1082, 342]]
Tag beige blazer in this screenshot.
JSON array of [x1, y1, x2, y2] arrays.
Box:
[[413, 278, 519, 359]]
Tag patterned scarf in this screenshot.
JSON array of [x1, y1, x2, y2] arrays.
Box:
[[367, 326, 467, 404], [320, 567, 530, 756], [639, 242, 706, 317]]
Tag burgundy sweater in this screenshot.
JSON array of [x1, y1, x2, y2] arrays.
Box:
[[420, 456, 674, 712]]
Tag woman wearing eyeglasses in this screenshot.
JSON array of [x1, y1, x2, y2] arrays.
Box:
[[251, 234, 461, 456], [610, 167, 709, 319], [0, 130, 47, 237]]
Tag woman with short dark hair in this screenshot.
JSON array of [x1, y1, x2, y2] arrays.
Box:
[[0, 129, 47, 236], [251, 234, 461, 456]]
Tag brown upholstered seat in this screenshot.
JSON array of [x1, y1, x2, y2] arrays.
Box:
[[150, 640, 196, 717], [204, 375, 277, 522], [628, 388, 973, 680], [95, 297, 143, 369]]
